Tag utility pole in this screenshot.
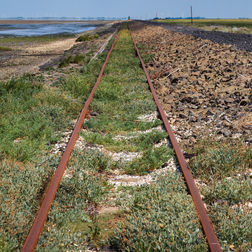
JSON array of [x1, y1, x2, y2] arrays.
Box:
[[190, 6, 193, 24]]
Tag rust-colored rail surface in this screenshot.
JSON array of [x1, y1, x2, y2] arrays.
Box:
[[21, 30, 121, 252], [129, 24, 222, 252]]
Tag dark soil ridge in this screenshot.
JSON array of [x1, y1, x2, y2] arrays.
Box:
[[143, 20, 252, 52]]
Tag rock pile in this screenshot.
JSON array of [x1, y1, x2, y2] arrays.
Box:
[[132, 23, 252, 146]]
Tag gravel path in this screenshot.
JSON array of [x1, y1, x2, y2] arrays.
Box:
[[144, 21, 252, 52], [132, 22, 252, 147]]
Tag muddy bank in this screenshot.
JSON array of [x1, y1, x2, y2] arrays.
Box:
[[0, 20, 112, 25], [0, 21, 119, 80]]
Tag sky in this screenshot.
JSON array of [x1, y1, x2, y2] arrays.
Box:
[[1, 0, 252, 19]]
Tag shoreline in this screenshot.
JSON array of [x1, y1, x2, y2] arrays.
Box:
[[0, 21, 118, 80], [0, 20, 115, 25]]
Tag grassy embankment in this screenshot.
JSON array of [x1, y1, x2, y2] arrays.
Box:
[[34, 25, 208, 251], [137, 28, 252, 251], [0, 34, 73, 44], [0, 32, 109, 250], [0, 46, 12, 51], [154, 19, 252, 34]]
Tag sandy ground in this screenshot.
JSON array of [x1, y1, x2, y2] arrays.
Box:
[[0, 37, 77, 79], [25, 38, 76, 53]]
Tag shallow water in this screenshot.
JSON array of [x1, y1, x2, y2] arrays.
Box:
[[0, 23, 95, 36]]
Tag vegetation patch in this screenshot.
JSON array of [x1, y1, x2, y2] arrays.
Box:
[[80, 130, 168, 153], [77, 26, 173, 176], [36, 149, 115, 250], [122, 146, 173, 175], [0, 74, 81, 161], [0, 32, 114, 249], [109, 173, 208, 251], [0, 156, 57, 250], [189, 139, 252, 250], [189, 139, 251, 182], [59, 52, 93, 68], [154, 19, 252, 33], [0, 34, 72, 45], [76, 34, 99, 42], [0, 46, 12, 51]]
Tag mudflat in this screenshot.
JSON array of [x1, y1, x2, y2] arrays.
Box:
[[0, 20, 117, 79], [0, 20, 110, 24]]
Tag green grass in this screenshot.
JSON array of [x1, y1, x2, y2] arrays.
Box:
[[188, 138, 252, 250], [80, 130, 168, 153], [76, 33, 99, 42], [189, 139, 251, 182], [109, 172, 208, 251], [0, 74, 82, 161], [78, 25, 172, 175], [59, 52, 93, 68], [154, 19, 252, 33], [0, 156, 58, 250], [33, 25, 178, 250], [36, 149, 114, 250], [0, 34, 72, 45], [123, 146, 173, 175], [0, 31, 112, 249], [0, 46, 12, 51]]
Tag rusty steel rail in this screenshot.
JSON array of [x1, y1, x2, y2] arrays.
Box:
[[129, 25, 222, 252], [22, 29, 121, 252]]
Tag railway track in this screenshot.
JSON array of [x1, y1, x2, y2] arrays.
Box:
[[21, 23, 222, 251]]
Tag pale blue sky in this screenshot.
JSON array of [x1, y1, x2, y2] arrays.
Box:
[[1, 0, 252, 19]]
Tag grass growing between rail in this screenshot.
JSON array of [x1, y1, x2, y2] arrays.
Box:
[[79, 25, 172, 175], [109, 172, 208, 251], [189, 138, 252, 251], [35, 25, 209, 251], [36, 149, 118, 250]]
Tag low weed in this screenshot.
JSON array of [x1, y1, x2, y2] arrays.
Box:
[[69, 149, 118, 173], [80, 130, 168, 153], [0, 46, 12, 51], [123, 146, 174, 175], [0, 156, 58, 250], [137, 43, 154, 64], [188, 138, 252, 250], [189, 139, 251, 182], [109, 172, 208, 251], [76, 34, 99, 42], [0, 75, 80, 161], [207, 204, 252, 251], [202, 177, 252, 205], [37, 149, 112, 250], [59, 53, 92, 68]]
